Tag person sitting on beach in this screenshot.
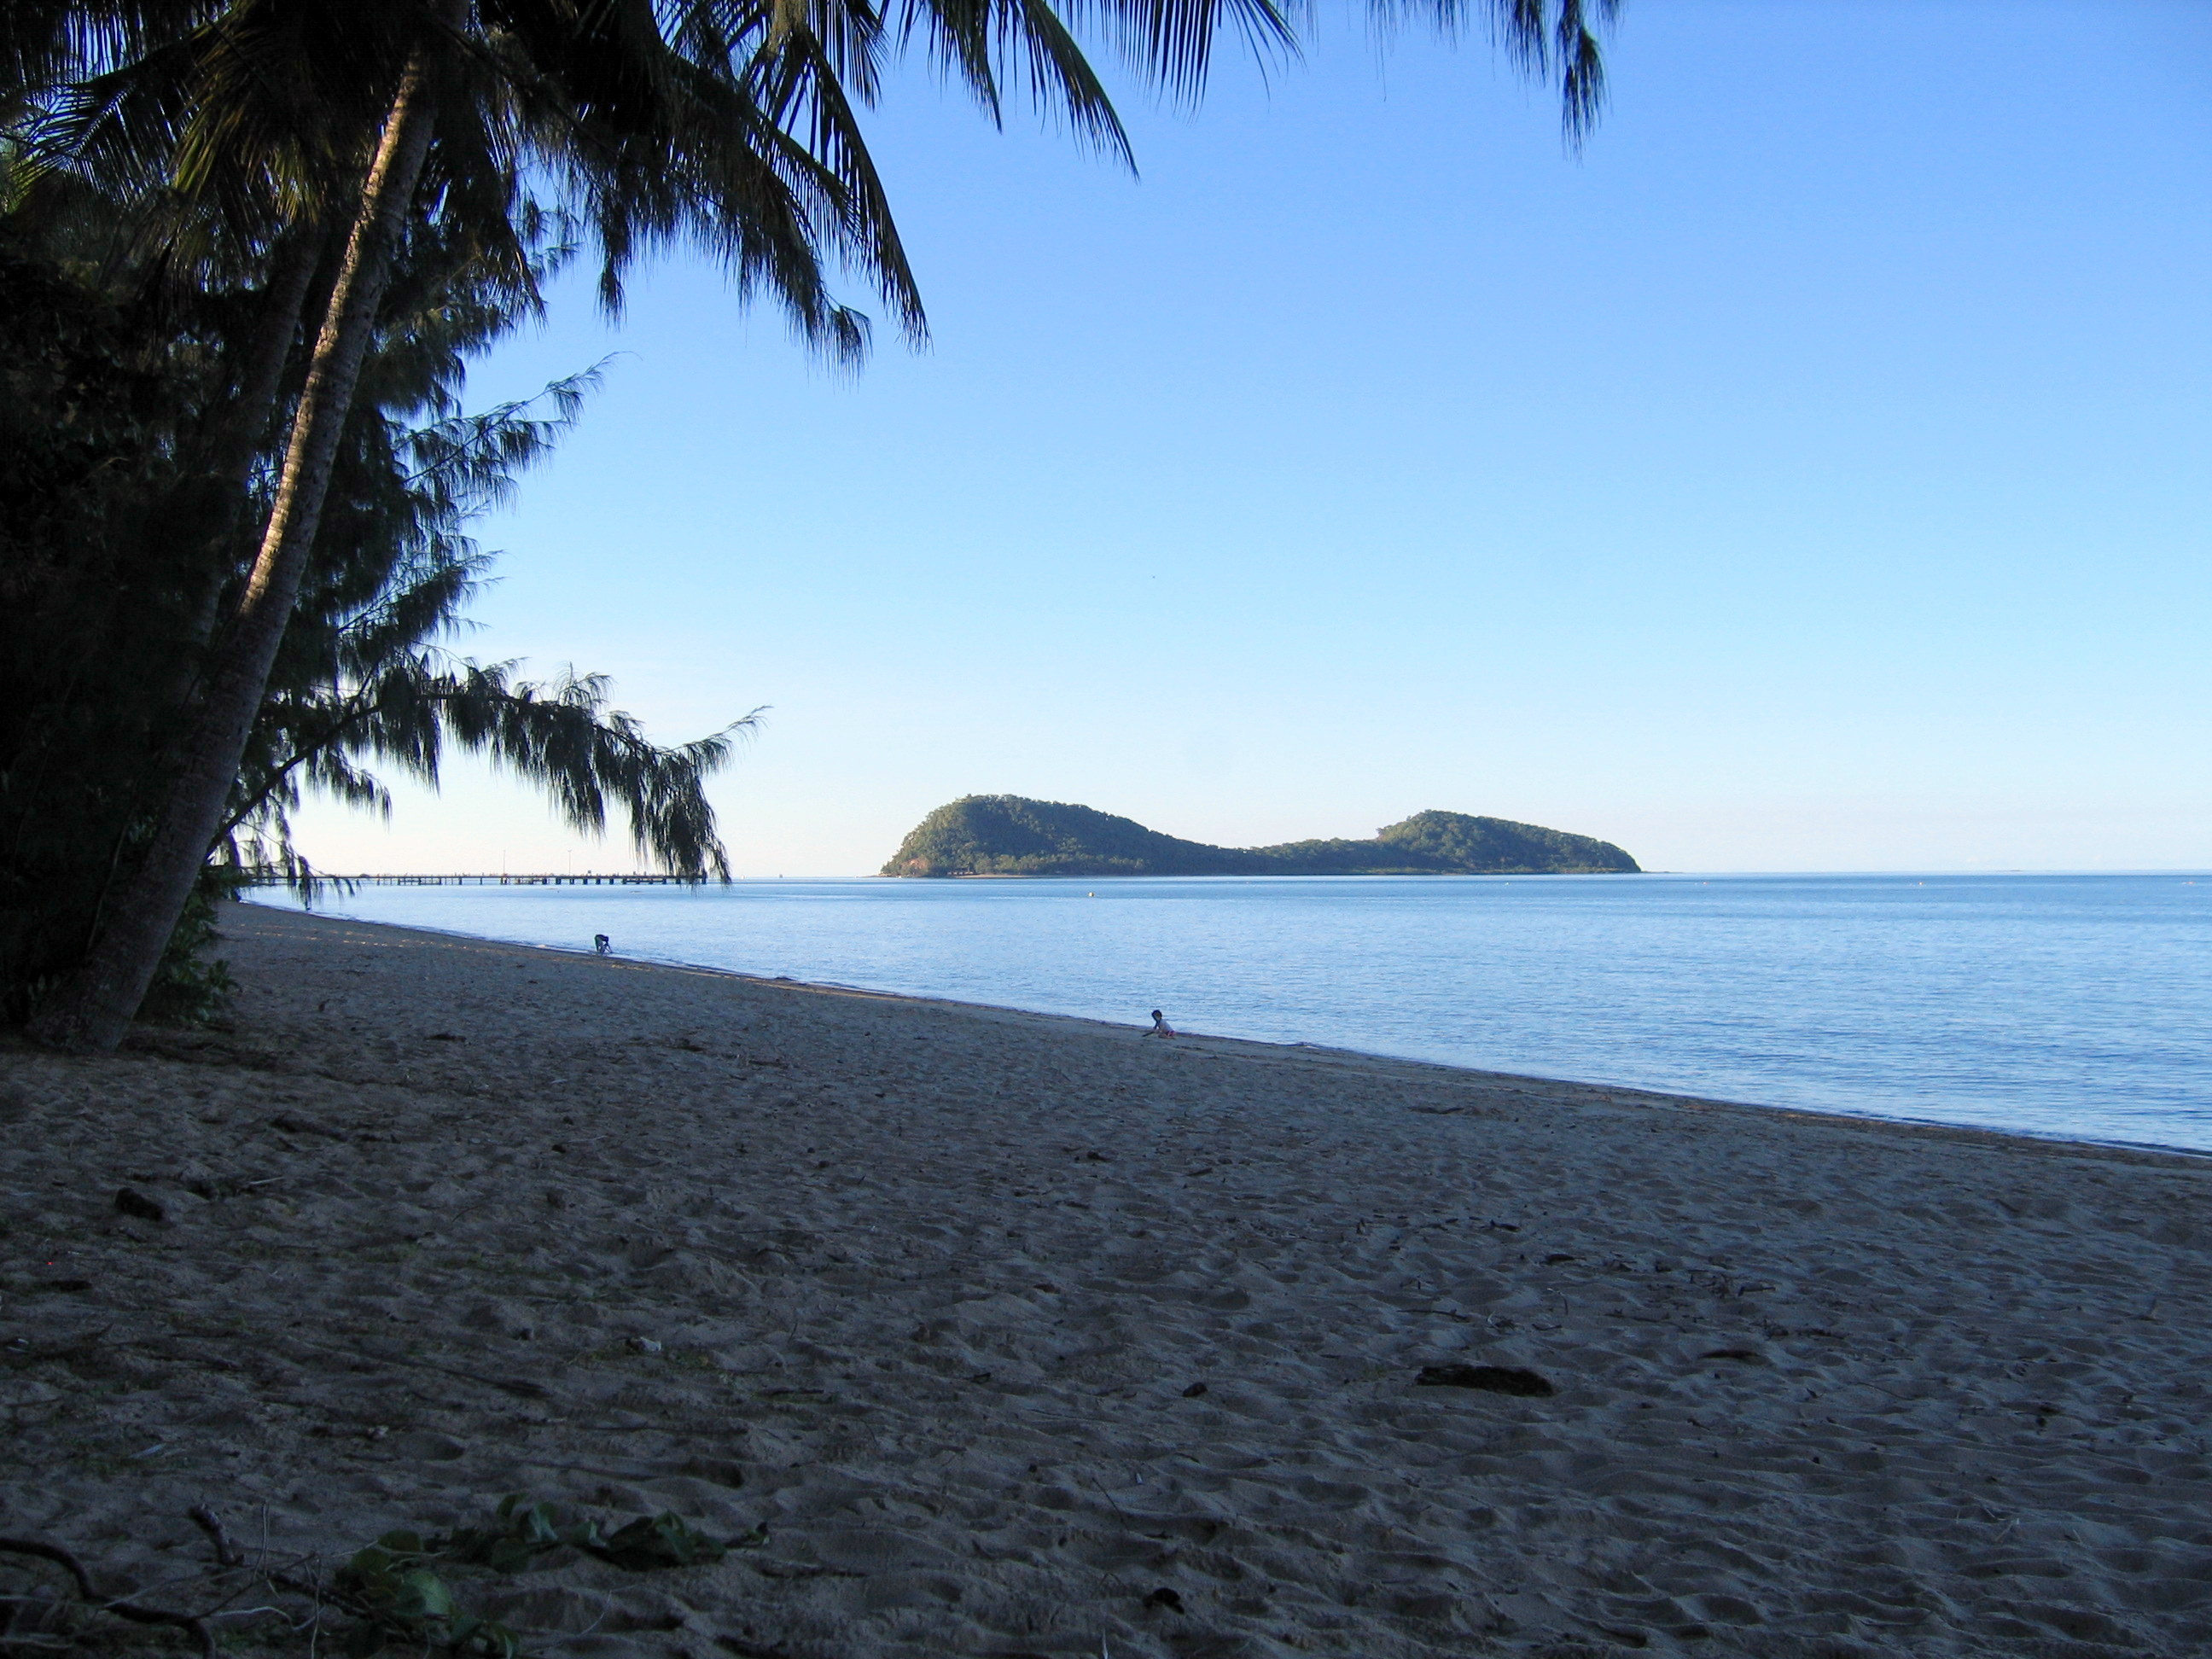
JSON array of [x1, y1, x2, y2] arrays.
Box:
[[593, 934, 611, 955], [1147, 1008, 1177, 1039]]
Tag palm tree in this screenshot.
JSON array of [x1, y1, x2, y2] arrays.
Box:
[[15, 0, 919, 1047], [15, 0, 1618, 1050], [25, 23, 453, 1048]]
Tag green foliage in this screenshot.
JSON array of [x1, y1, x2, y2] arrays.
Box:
[[0, 197, 745, 1020], [433, 1494, 574, 1575], [1371, 807, 1638, 873], [434, 1493, 732, 1574], [335, 1496, 737, 1656], [883, 796, 1641, 877], [0, 236, 230, 1022], [882, 796, 1239, 877], [137, 869, 240, 1027], [338, 1528, 520, 1658], [591, 1511, 736, 1572]]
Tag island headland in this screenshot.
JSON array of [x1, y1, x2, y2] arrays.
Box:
[[882, 795, 1640, 877]]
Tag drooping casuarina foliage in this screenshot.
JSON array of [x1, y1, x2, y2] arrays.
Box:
[[3, 0, 1618, 1046], [0, 189, 751, 1024]]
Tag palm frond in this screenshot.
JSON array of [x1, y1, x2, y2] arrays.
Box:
[[1376, 0, 1617, 144]]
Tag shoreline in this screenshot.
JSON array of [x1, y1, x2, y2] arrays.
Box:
[[246, 896, 2212, 1168], [6, 904, 2208, 1656]]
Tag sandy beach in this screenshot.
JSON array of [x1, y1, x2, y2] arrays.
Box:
[[3, 901, 2208, 1658]]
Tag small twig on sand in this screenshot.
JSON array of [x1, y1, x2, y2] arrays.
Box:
[[189, 1505, 246, 1567], [107, 1594, 220, 1656], [1080, 1470, 1135, 1528], [0, 1537, 218, 1658], [0, 1538, 95, 1600]]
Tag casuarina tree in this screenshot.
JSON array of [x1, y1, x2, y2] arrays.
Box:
[[0, 176, 752, 1021]]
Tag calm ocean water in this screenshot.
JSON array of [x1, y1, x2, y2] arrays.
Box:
[[249, 872, 2211, 1154]]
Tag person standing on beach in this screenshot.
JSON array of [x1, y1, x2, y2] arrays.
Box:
[[594, 934, 611, 955], [1148, 1009, 1177, 1039]]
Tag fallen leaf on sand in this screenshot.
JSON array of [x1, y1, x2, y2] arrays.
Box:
[[1415, 1364, 1555, 1397], [113, 1189, 166, 1223]]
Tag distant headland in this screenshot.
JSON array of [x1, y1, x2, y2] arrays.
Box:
[[882, 796, 1640, 878]]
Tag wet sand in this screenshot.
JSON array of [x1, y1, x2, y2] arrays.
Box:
[[3, 901, 2208, 1657]]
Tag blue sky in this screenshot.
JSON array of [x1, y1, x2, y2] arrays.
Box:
[[294, 0, 2210, 876]]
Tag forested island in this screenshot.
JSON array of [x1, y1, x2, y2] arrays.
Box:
[[882, 796, 1640, 877]]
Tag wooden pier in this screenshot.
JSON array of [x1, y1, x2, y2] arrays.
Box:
[[236, 872, 691, 887]]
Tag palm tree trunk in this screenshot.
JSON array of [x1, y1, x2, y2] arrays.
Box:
[[153, 225, 330, 720], [201, 224, 329, 490], [27, 48, 443, 1053]]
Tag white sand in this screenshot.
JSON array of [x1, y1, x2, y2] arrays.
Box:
[[3, 902, 2209, 1657]]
